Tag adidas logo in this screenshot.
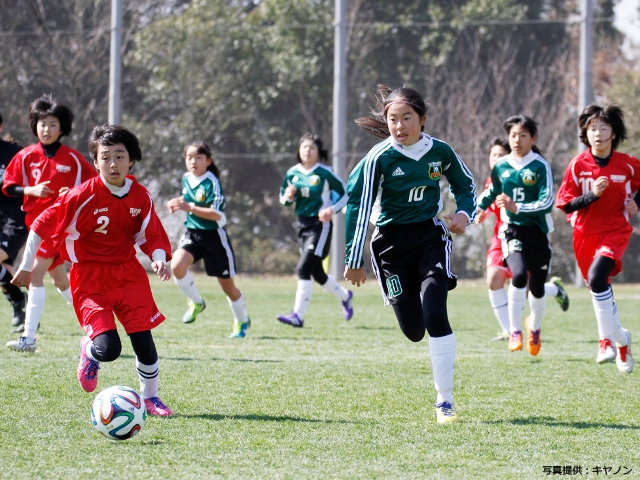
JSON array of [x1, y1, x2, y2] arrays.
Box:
[[222, 270, 229, 275], [541, 265, 548, 270], [501, 171, 511, 178], [436, 262, 443, 269], [392, 167, 405, 176]]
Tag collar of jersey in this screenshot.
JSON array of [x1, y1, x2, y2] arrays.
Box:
[[100, 174, 133, 197], [506, 150, 537, 170], [186, 171, 214, 189], [295, 163, 320, 175], [389, 133, 433, 160]]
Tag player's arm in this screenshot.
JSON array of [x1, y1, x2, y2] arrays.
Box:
[[442, 147, 477, 233], [319, 173, 348, 222], [279, 173, 296, 206], [477, 167, 501, 213], [556, 160, 600, 213], [136, 198, 172, 281]]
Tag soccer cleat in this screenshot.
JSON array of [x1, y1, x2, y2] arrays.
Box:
[[10, 290, 27, 327], [434, 401, 458, 424], [77, 336, 100, 392], [276, 312, 304, 328], [144, 396, 173, 416], [341, 290, 354, 320], [616, 329, 634, 374], [6, 336, 36, 353], [491, 331, 510, 342], [596, 339, 616, 364], [550, 276, 569, 312], [229, 317, 251, 338], [182, 298, 206, 324], [508, 330, 523, 352], [524, 317, 541, 356]]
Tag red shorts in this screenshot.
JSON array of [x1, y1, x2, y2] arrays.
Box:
[[37, 239, 66, 271], [486, 235, 510, 275], [574, 229, 631, 282], [70, 259, 165, 338]]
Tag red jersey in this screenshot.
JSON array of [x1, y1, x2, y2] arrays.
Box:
[[556, 150, 640, 234], [31, 175, 171, 265], [483, 177, 505, 238], [2, 143, 97, 227]]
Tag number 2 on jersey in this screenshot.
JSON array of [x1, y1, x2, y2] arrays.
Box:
[[95, 216, 109, 234]]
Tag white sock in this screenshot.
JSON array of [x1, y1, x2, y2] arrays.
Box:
[[85, 340, 99, 362], [488, 288, 510, 334], [24, 286, 46, 341], [174, 271, 203, 304], [611, 299, 628, 346], [508, 285, 527, 333], [227, 293, 248, 324], [136, 358, 159, 399], [591, 288, 615, 341], [528, 295, 546, 331], [294, 280, 313, 319], [321, 275, 350, 302], [544, 282, 558, 297], [429, 334, 456, 404], [57, 287, 73, 306]]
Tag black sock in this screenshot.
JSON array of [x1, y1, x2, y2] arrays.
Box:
[[0, 267, 25, 305]]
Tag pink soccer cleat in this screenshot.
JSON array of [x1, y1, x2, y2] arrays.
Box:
[[77, 336, 100, 392], [144, 396, 173, 416]]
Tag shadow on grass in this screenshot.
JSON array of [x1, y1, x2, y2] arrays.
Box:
[[120, 354, 282, 363], [175, 413, 358, 424], [355, 326, 396, 331], [483, 416, 640, 429]]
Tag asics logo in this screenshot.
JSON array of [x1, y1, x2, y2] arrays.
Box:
[[150, 312, 162, 323], [579, 171, 592, 176], [392, 167, 405, 176], [94, 207, 108, 214]]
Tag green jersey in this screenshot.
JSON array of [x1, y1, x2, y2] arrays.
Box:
[[345, 134, 477, 269], [280, 163, 347, 217], [477, 151, 554, 233], [181, 171, 226, 230]]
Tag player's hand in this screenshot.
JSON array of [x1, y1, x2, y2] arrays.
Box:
[[151, 261, 171, 281], [318, 207, 333, 222], [344, 266, 366, 287], [11, 269, 31, 288], [475, 210, 487, 224], [167, 197, 188, 213], [284, 185, 297, 201], [625, 198, 639, 215], [25, 181, 53, 198], [496, 193, 517, 213], [58, 186, 69, 195], [444, 212, 468, 234], [592, 176, 609, 197]]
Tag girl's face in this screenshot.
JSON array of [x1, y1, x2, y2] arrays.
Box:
[[36, 115, 61, 145], [489, 145, 509, 169], [94, 143, 133, 187], [508, 124, 537, 158], [386, 103, 426, 146], [185, 145, 212, 176], [298, 139, 319, 167], [586, 118, 615, 155]]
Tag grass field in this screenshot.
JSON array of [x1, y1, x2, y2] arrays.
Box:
[[1, 275, 639, 479]]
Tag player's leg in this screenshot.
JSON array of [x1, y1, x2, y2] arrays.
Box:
[[277, 249, 314, 327], [0, 259, 27, 330], [525, 266, 548, 356], [48, 262, 72, 306], [0, 215, 29, 329], [487, 266, 510, 340], [6, 255, 54, 352], [172, 247, 206, 324], [78, 329, 120, 392], [129, 330, 172, 416], [505, 251, 527, 352], [544, 277, 569, 311], [219, 277, 251, 338]]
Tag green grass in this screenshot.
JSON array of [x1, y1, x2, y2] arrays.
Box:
[[1, 275, 640, 479]]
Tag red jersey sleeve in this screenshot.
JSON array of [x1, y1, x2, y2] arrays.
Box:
[[556, 157, 581, 211], [30, 189, 80, 254], [628, 155, 640, 193], [2, 148, 27, 195]]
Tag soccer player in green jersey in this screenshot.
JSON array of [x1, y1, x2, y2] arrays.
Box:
[[344, 85, 477, 424], [167, 142, 251, 338], [477, 116, 554, 356], [277, 134, 353, 327]]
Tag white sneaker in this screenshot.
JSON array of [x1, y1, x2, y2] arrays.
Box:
[[616, 329, 634, 374], [596, 339, 616, 364], [6, 336, 36, 353]]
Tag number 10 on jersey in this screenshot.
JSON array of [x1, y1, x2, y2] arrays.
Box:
[[408, 186, 426, 202]]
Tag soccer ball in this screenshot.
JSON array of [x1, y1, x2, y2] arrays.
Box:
[[91, 386, 147, 441]]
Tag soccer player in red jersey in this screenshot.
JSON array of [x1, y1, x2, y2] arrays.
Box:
[[557, 105, 640, 373], [4, 95, 96, 352], [11, 125, 174, 415]]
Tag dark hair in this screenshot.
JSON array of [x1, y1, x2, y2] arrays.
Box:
[[490, 137, 511, 153], [503, 115, 541, 155], [296, 133, 328, 163], [355, 85, 429, 138], [28, 94, 74, 139], [88, 124, 142, 162], [0, 112, 3, 125], [185, 142, 220, 178], [579, 104, 626, 151]]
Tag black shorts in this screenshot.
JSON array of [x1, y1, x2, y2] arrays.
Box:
[[370, 218, 457, 306], [501, 224, 552, 272], [297, 216, 332, 260], [0, 205, 28, 265], [178, 228, 237, 278]]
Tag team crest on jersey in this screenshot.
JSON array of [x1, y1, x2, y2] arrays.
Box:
[[428, 162, 442, 180], [130, 208, 142, 216], [309, 175, 321, 186], [195, 189, 206, 202], [521, 169, 537, 186], [611, 175, 626, 183], [56, 165, 71, 173]]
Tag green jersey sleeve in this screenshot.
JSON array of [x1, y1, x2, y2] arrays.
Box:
[[443, 145, 477, 223], [325, 168, 348, 214], [279, 171, 295, 207], [477, 166, 503, 211]]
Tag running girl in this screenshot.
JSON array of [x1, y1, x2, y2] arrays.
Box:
[[477, 116, 554, 356], [557, 104, 640, 373], [277, 133, 353, 328], [344, 86, 476, 424], [476, 138, 569, 341], [12, 124, 174, 415], [167, 142, 250, 338], [4, 94, 96, 352]]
